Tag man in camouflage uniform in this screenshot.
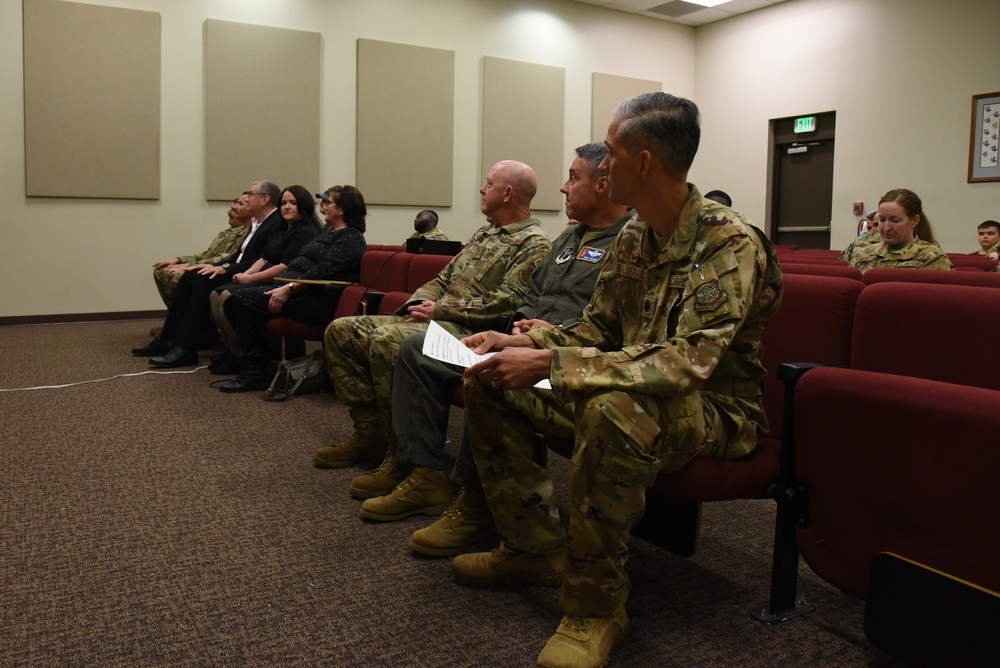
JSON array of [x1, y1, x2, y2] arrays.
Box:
[[315, 161, 552, 509], [378, 142, 630, 553], [408, 209, 449, 241], [838, 213, 880, 263], [455, 93, 783, 668], [848, 237, 954, 271], [151, 194, 252, 306]]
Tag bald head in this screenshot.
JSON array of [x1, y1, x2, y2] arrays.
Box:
[[480, 160, 537, 226], [495, 160, 537, 203]]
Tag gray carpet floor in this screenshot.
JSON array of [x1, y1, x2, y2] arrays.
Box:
[[0, 320, 902, 667]]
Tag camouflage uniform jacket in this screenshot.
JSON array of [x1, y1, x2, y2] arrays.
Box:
[[526, 186, 783, 457], [408, 228, 450, 241], [849, 238, 954, 272], [402, 218, 551, 330], [176, 225, 249, 266], [516, 212, 630, 327], [838, 230, 881, 263]]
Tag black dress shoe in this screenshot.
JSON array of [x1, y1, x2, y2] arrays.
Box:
[[219, 370, 271, 393], [132, 338, 172, 357], [150, 347, 199, 368], [208, 354, 240, 376]]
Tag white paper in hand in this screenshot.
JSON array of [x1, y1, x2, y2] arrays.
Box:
[[421, 320, 551, 389]]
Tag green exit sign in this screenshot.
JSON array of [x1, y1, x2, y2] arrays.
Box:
[[794, 116, 817, 133]]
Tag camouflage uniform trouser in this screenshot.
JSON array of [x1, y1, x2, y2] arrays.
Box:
[[153, 266, 183, 307], [324, 316, 472, 443], [464, 375, 729, 618]]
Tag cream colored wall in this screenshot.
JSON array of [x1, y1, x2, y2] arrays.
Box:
[[1, 0, 694, 318], [693, 0, 1000, 253]]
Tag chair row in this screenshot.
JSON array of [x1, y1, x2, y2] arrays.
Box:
[[781, 262, 1000, 286], [263, 250, 453, 344], [537, 274, 1000, 638], [776, 247, 999, 272]]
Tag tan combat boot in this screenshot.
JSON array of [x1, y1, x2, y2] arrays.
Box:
[[451, 542, 563, 588], [313, 407, 384, 469], [535, 608, 628, 668], [409, 486, 494, 557], [348, 441, 408, 500], [313, 432, 383, 469], [359, 466, 452, 521]]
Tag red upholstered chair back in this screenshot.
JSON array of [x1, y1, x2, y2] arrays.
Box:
[[850, 282, 1000, 390], [760, 274, 862, 443], [783, 249, 844, 261], [793, 367, 1000, 599], [861, 266, 1000, 288], [365, 244, 406, 252], [358, 250, 412, 292], [778, 262, 863, 281], [406, 254, 453, 292], [947, 253, 999, 271]]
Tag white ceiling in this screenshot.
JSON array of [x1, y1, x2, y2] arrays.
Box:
[[571, 0, 791, 27]]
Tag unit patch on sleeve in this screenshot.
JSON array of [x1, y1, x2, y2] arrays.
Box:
[[694, 279, 728, 311], [576, 246, 607, 263]]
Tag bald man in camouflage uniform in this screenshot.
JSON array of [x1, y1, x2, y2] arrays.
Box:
[[151, 195, 251, 306], [315, 161, 552, 506], [455, 94, 783, 668]]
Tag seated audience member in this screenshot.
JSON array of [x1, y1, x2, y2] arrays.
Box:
[[409, 209, 448, 241], [838, 211, 881, 262], [972, 219, 1000, 258], [312, 161, 551, 501], [148, 184, 321, 369], [849, 188, 954, 272], [371, 143, 630, 554], [703, 189, 732, 207], [152, 194, 252, 307], [218, 186, 368, 392], [452, 92, 783, 668], [131, 180, 285, 364], [206, 185, 326, 373]]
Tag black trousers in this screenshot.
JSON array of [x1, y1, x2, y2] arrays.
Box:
[[160, 271, 232, 350]]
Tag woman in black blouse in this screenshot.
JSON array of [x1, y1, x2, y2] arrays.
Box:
[[219, 185, 368, 393]]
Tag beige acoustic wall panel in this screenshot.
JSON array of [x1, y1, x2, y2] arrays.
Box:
[[205, 20, 320, 200], [23, 0, 160, 199], [482, 57, 564, 212], [356, 39, 454, 206], [591, 73, 661, 142]]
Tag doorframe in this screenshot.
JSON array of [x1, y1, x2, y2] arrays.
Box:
[[765, 111, 837, 240]]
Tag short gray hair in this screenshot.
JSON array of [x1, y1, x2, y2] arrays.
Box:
[[253, 179, 281, 206], [612, 92, 700, 178], [574, 142, 608, 179]]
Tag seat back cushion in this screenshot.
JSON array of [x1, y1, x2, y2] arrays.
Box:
[[851, 282, 1000, 389], [794, 367, 1000, 599]]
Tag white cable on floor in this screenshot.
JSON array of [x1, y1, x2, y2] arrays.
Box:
[[0, 366, 209, 392]]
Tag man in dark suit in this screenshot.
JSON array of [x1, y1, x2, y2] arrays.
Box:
[[131, 179, 283, 367]]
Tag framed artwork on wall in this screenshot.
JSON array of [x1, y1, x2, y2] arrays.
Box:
[[969, 91, 1000, 183]]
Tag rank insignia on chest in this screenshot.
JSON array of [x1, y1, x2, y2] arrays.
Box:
[[694, 279, 727, 311], [555, 246, 577, 264], [576, 246, 606, 263]]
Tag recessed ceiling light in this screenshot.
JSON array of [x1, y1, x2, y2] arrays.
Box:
[[687, 0, 729, 7]]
